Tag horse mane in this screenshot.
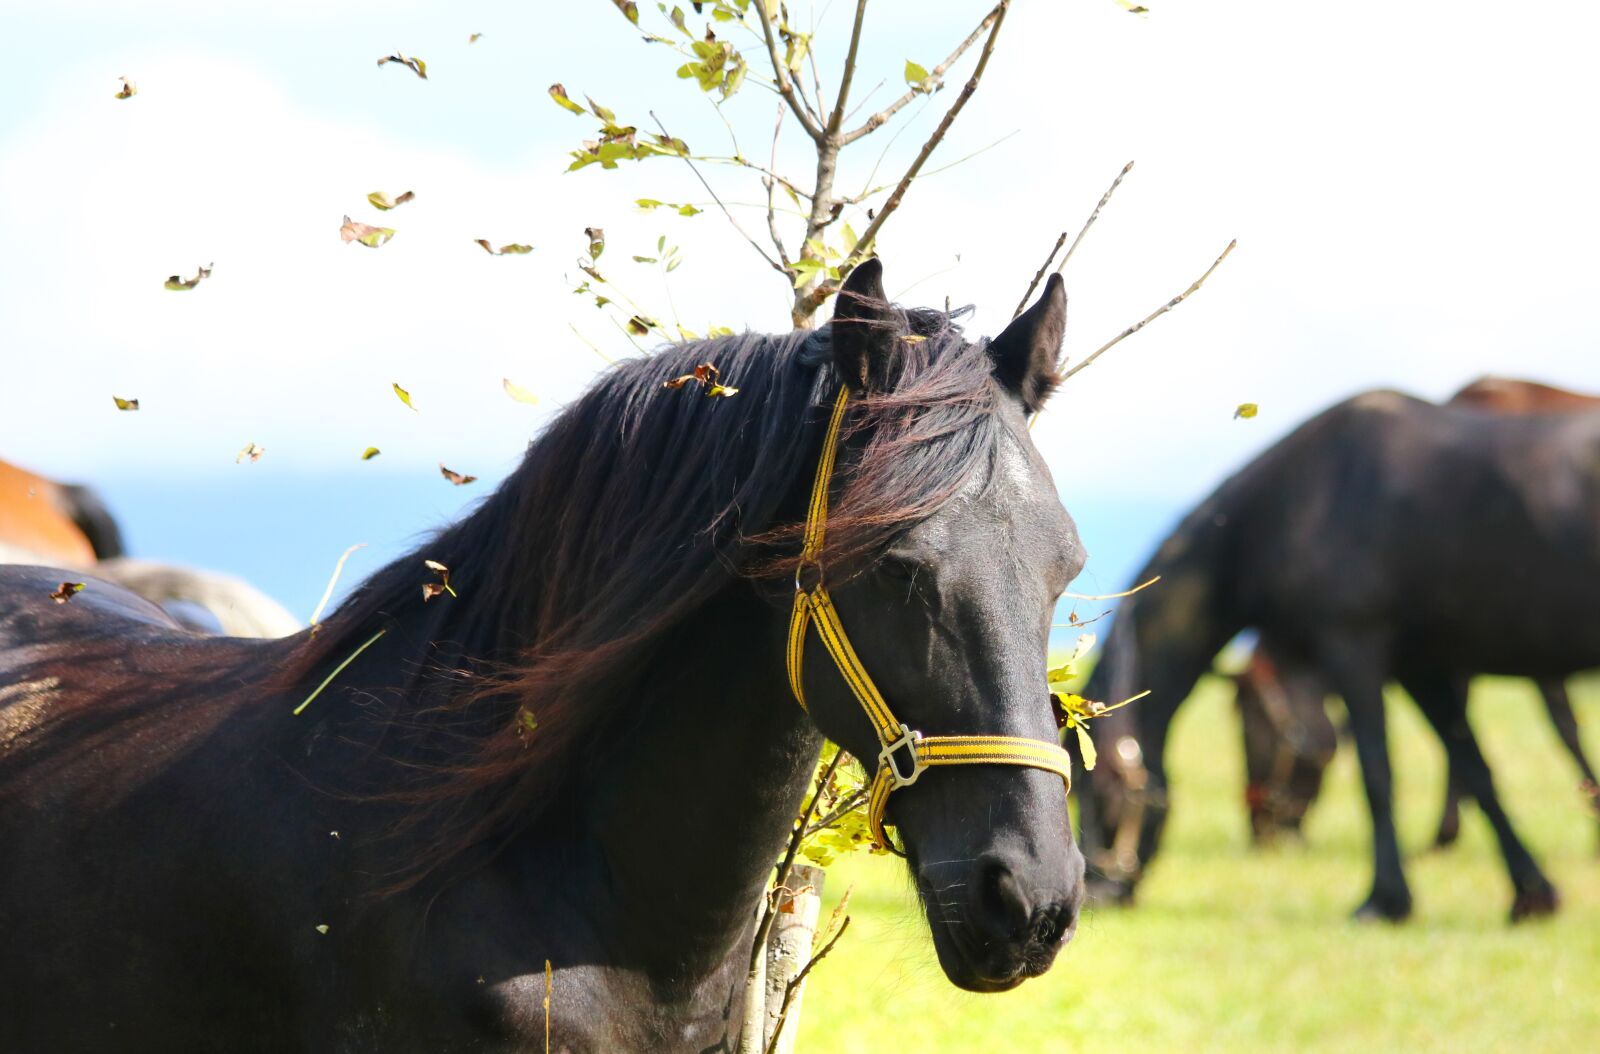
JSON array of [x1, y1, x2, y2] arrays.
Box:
[[282, 302, 1006, 888]]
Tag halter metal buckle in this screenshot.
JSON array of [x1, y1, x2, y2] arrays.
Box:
[[879, 724, 926, 789]]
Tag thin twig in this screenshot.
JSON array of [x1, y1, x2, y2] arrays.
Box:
[[798, 0, 1010, 320], [764, 102, 792, 268], [568, 323, 615, 365], [1062, 238, 1237, 382], [747, 749, 843, 983], [755, 1, 825, 141], [1063, 575, 1161, 601], [839, 0, 1004, 146], [1013, 160, 1135, 319], [308, 543, 367, 629], [649, 111, 787, 276], [761, 917, 851, 1054], [293, 628, 386, 716], [802, 787, 868, 839]]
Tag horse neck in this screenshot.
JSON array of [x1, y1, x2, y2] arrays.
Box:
[[560, 584, 819, 984]]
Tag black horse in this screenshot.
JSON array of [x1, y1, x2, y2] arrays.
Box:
[[0, 261, 1086, 1052], [1078, 389, 1600, 922]]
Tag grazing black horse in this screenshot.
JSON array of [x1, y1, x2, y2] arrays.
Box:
[[1078, 389, 1600, 922], [0, 260, 1086, 1052]]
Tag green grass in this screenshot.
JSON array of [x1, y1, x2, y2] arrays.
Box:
[[797, 676, 1600, 1053]]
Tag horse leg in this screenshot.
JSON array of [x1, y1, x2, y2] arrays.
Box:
[[1400, 669, 1559, 922], [1318, 639, 1411, 921], [1534, 677, 1600, 854], [1432, 761, 1465, 849]]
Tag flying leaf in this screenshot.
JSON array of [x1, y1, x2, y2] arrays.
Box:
[[315, 924, 330, 935], [112, 396, 140, 411], [468, 32, 484, 44], [341, 216, 395, 248], [1234, 402, 1259, 419], [502, 378, 539, 405], [1116, 1, 1151, 14], [377, 53, 427, 79], [235, 442, 264, 464], [475, 239, 533, 256], [50, 581, 85, 604], [164, 263, 212, 291], [392, 383, 418, 412], [585, 226, 606, 259], [548, 83, 587, 115], [627, 315, 656, 336], [904, 60, 929, 89], [367, 190, 415, 211], [114, 76, 136, 100], [517, 707, 538, 734], [439, 463, 477, 486], [361, 446, 381, 461]]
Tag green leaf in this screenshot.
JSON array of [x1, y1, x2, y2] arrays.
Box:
[[677, 203, 702, 216], [548, 83, 587, 115], [632, 255, 658, 264], [790, 257, 826, 288], [904, 59, 929, 88], [610, 0, 640, 25]]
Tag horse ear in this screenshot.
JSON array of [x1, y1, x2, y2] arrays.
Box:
[[990, 273, 1066, 413], [829, 258, 897, 392]]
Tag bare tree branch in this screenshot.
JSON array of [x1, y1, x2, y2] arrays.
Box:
[[1013, 159, 1135, 318], [755, 1, 826, 142], [795, 0, 1010, 322], [839, 0, 1004, 147], [649, 111, 788, 276], [1062, 238, 1238, 382], [764, 102, 793, 269], [761, 916, 851, 1054], [745, 748, 843, 985], [827, 0, 870, 137]]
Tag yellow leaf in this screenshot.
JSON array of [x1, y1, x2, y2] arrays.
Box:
[[340, 216, 395, 248], [392, 383, 418, 412], [1075, 723, 1097, 770], [112, 396, 140, 411], [502, 378, 539, 405], [1234, 402, 1258, 419], [367, 190, 414, 211], [114, 76, 136, 99], [361, 446, 381, 461]]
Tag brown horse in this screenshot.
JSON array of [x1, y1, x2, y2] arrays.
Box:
[[1237, 377, 1600, 847]]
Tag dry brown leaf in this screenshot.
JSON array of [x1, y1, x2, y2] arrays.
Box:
[[377, 53, 427, 79], [474, 239, 533, 256], [367, 190, 415, 211], [439, 463, 477, 486], [50, 581, 85, 603], [114, 76, 136, 100], [164, 263, 212, 291], [468, 32, 484, 44], [662, 362, 739, 398], [341, 216, 395, 248], [235, 442, 264, 464], [112, 396, 140, 411]]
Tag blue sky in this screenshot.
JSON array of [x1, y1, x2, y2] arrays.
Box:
[[3, 0, 1598, 631]]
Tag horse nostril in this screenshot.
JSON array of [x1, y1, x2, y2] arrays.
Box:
[[977, 859, 1032, 941]]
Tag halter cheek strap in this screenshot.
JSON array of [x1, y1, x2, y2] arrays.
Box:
[[787, 387, 1074, 853]]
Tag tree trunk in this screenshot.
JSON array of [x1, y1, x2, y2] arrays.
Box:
[[761, 863, 824, 1054]]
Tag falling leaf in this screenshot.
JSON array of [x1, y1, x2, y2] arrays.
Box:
[[549, 83, 587, 115], [315, 924, 330, 935], [663, 362, 738, 398], [235, 442, 264, 464], [377, 53, 427, 79], [517, 707, 538, 734], [439, 463, 477, 486], [468, 32, 484, 44], [903, 60, 929, 89], [502, 378, 539, 405], [585, 226, 606, 260], [361, 446, 381, 461], [422, 559, 458, 601], [112, 396, 140, 411], [367, 190, 415, 211], [49, 581, 85, 604], [1116, 1, 1150, 14], [1234, 402, 1259, 419], [341, 216, 395, 248], [164, 263, 212, 291], [627, 315, 658, 337], [423, 559, 448, 574], [392, 383, 418, 412], [474, 239, 533, 256], [114, 76, 136, 100]]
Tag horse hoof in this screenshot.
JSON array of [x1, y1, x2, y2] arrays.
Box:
[[1509, 885, 1560, 923], [1352, 894, 1411, 923]]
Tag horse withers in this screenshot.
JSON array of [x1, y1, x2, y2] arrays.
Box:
[[0, 260, 1086, 1052]]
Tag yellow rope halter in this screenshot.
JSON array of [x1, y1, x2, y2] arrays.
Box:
[[787, 387, 1074, 853]]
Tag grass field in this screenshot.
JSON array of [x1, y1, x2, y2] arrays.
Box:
[[797, 675, 1600, 1053]]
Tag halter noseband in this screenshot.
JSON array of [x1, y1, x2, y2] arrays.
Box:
[[786, 387, 1075, 853]]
